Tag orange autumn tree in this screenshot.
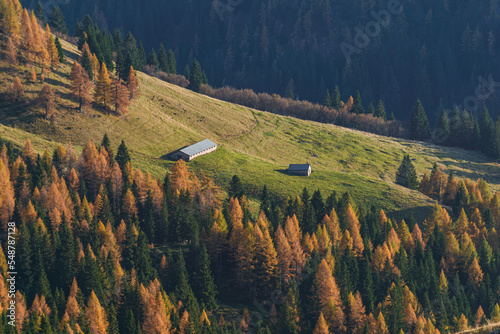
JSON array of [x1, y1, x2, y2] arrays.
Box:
[[316, 258, 345, 332], [45, 24, 59, 69], [346, 204, 364, 257], [347, 291, 366, 333], [37, 84, 57, 119], [0, 159, 15, 227], [253, 224, 278, 293], [5, 36, 18, 66], [70, 60, 93, 112], [313, 313, 330, 334], [111, 79, 131, 115], [140, 279, 172, 334], [10, 77, 24, 102]]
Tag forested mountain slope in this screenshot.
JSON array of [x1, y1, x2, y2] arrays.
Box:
[[23, 0, 500, 121]]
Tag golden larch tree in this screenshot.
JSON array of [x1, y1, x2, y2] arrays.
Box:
[[253, 224, 278, 292], [45, 25, 59, 68], [346, 204, 364, 257], [2, 0, 21, 42], [121, 189, 138, 221], [169, 159, 191, 193], [491, 303, 500, 322], [91, 53, 100, 79], [454, 208, 470, 238], [456, 313, 469, 331], [275, 224, 292, 283], [377, 312, 389, 334], [313, 313, 329, 334], [128, 66, 140, 99], [20, 9, 34, 61], [94, 62, 112, 108], [85, 291, 108, 334], [316, 259, 342, 310], [285, 215, 306, 276], [468, 257, 484, 286]]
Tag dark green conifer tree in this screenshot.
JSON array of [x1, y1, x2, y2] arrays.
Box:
[[54, 37, 64, 63], [48, 5, 68, 34], [35, 1, 46, 23], [173, 252, 200, 318], [228, 175, 244, 200], [409, 99, 431, 140], [115, 140, 131, 170], [108, 303, 120, 334], [310, 189, 325, 225], [375, 100, 387, 120], [332, 85, 341, 109], [395, 155, 419, 189], [81, 48, 93, 81], [480, 106, 495, 157], [323, 89, 331, 107], [147, 49, 159, 70], [434, 110, 451, 145], [188, 59, 203, 92], [194, 245, 218, 310], [448, 107, 462, 146], [368, 102, 375, 116], [137, 41, 147, 70], [167, 49, 177, 74], [158, 44, 169, 73], [135, 231, 156, 284], [352, 90, 365, 114]]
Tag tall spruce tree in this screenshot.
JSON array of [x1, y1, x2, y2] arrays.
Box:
[[352, 90, 365, 114], [434, 110, 451, 145], [480, 106, 495, 157], [194, 245, 218, 310], [188, 59, 203, 92], [332, 85, 341, 109], [409, 99, 431, 140], [324, 89, 332, 107], [48, 5, 68, 34], [375, 100, 387, 120], [158, 43, 169, 73], [395, 155, 419, 189], [167, 49, 177, 74], [115, 140, 131, 170], [147, 49, 159, 70]]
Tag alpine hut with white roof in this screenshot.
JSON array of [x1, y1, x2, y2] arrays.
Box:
[[175, 139, 218, 161]]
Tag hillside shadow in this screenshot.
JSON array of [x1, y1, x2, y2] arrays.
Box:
[[275, 169, 289, 175], [389, 205, 434, 223], [44, 77, 70, 89], [63, 48, 81, 62], [160, 146, 188, 161]]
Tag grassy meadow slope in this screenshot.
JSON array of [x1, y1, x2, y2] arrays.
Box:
[[1, 38, 500, 220]]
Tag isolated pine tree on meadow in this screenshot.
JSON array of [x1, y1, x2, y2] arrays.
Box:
[[396, 155, 419, 189]]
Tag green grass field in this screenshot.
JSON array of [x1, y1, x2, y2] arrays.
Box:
[[1, 38, 500, 221]]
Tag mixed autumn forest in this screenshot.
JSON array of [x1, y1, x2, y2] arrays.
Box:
[[2, 0, 500, 333]]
